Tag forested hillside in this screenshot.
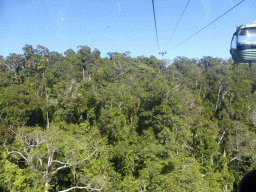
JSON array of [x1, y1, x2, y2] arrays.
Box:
[[1, 45, 256, 192]]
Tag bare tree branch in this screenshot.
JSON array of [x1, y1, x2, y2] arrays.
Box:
[[52, 149, 98, 175], [52, 164, 71, 175], [3, 143, 28, 162], [52, 160, 71, 165], [3, 143, 41, 175], [218, 130, 225, 144], [58, 181, 106, 192], [230, 157, 248, 162], [74, 148, 99, 166]]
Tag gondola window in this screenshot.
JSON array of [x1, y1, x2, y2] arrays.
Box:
[[238, 28, 256, 43]]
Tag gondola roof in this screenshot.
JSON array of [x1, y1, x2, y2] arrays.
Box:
[[233, 23, 256, 35]]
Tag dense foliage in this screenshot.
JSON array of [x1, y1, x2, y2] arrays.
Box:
[[1, 45, 256, 191]]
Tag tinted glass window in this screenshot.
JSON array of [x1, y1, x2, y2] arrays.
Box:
[[238, 28, 256, 43], [231, 35, 237, 49]]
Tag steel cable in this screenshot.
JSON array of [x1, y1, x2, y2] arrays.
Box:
[[164, 0, 191, 49], [151, 0, 160, 52], [172, 0, 245, 50]]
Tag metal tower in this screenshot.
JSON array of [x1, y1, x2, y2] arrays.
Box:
[[159, 49, 167, 61]]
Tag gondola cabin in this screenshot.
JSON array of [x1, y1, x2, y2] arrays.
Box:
[[230, 22, 256, 67]]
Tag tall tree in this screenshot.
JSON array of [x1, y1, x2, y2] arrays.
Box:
[[5, 53, 25, 77], [3, 124, 108, 192], [77, 45, 92, 79]]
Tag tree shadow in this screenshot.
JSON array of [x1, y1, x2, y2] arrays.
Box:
[[161, 161, 174, 174], [26, 108, 46, 127]]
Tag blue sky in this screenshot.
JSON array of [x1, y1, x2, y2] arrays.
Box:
[[0, 0, 255, 61]]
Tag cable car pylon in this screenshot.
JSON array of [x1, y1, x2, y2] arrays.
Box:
[[159, 49, 167, 64]]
